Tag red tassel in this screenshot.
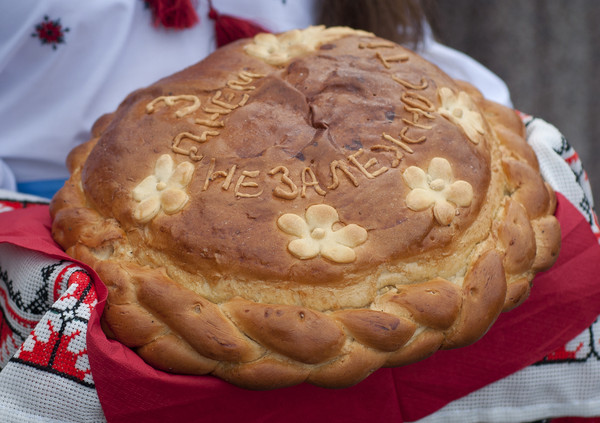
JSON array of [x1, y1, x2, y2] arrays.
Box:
[[208, 0, 270, 47], [145, 0, 199, 30]]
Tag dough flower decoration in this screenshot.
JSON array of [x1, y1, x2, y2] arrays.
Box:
[[402, 157, 473, 226], [245, 26, 370, 66], [437, 87, 485, 144], [132, 154, 195, 223], [277, 204, 368, 263]]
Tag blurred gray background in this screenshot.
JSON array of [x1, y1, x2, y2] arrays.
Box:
[[432, 0, 600, 207]]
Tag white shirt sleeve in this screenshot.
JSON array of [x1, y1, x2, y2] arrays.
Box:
[[0, 159, 17, 191]]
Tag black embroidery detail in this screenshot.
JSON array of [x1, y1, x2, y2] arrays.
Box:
[[534, 318, 600, 365], [553, 134, 571, 157]]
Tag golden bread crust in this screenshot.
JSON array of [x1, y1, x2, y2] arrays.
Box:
[[50, 26, 560, 389]]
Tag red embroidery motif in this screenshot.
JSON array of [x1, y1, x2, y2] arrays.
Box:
[[13, 269, 97, 386], [545, 342, 585, 361], [31, 15, 69, 50], [0, 199, 47, 213]]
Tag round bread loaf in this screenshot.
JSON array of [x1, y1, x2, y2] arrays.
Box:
[[50, 26, 561, 389]]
